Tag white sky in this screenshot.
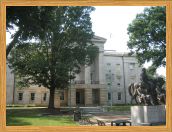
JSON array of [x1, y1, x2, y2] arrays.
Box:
[[6, 6, 166, 77], [91, 6, 148, 52], [90, 6, 166, 77]]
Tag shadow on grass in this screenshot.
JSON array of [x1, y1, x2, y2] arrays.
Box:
[[6, 117, 32, 126], [6, 108, 79, 126]]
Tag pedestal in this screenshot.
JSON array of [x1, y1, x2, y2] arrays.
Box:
[[131, 105, 166, 126]]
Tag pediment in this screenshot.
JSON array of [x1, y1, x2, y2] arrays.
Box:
[[92, 35, 107, 43]]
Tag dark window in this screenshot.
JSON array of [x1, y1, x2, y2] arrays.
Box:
[[117, 83, 120, 86], [31, 93, 35, 101], [117, 92, 121, 100], [108, 93, 111, 100], [60, 91, 64, 100], [18, 93, 23, 101], [129, 63, 135, 69], [43, 93, 47, 101], [106, 74, 109, 80], [112, 74, 114, 81], [107, 63, 111, 66], [90, 73, 93, 83]]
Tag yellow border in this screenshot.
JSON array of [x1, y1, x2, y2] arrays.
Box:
[[1, 0, 172, 132]]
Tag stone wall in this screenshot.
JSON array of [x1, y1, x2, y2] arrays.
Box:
[[104, 53, 142, 104], [69, 84, 108, 106], [99, 87, 108, 105], [6, 64, 15, 104], [85, 87, 92, 106], [15, 86, 50, 106]]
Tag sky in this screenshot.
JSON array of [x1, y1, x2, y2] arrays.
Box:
[[6, 6, 166, 76], [90, 6, 166, 77], [90, 6, 148, 52]]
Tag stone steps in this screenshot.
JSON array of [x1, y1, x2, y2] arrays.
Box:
[[60, 106, 104, 114], [80, 107, 103, 114]]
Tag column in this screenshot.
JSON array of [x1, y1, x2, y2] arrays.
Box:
[[68, 87, 76, 106], [98, 52, 105, 84], [85, 66, 91, 84], [85, 87, 92, 106], [100, 87, 108, 105]]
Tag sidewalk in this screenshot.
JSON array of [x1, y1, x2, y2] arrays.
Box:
[[87, 111, 131, 124], [93, 114, 130, 121]]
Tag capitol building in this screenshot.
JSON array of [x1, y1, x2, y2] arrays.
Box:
[[6, 36, 142, 107]]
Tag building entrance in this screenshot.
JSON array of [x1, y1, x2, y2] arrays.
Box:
[[76, 89, 85, 106]]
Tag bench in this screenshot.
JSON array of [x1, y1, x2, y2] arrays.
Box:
[[111, 120, 131, 126]]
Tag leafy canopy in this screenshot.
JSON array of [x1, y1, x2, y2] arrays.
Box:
[[8, 6, 98, 90], [6, 6, 96, 57], [127, 6, 166, 72]]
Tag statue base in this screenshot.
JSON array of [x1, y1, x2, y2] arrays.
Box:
[[131, 105, 166, 126]]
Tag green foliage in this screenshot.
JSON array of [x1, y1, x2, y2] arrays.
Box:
[[127, 6, 166, 70], [6, 6, 96, 57], [145, 67, 165, 87], [147, 65, 157, 75]]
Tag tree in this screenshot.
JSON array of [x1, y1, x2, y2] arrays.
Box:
[[127, 6, 166, 73], [6, 6, 46, 57], [8, 6, 98, 109]]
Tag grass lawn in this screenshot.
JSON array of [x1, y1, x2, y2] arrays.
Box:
[[6, 107, 79, 126], [106, 104, 132, 112]]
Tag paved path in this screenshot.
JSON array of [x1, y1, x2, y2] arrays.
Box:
[[86, 111, 131, 123], [81, 111, 131, 126]]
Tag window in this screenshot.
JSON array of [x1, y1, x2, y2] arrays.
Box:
[[130, 76, 136, 81], [107, 83, 111, 86], [18, 93, 23, 101], [108, 93, 111, 100], [43, 93, 47, 101], [111, 74, 114, 81], [90, 73, 93, 83], [116, 76, 121, 83], [107, 63, 111, 66], [117, 92, 121, 100], [116, 64, 120, 74], [31, 93, 35, 101], [60, 91, 64, 100], [129, 63, 135, 69], [117, 83, 120, 86], [106, 74, 109, 81]]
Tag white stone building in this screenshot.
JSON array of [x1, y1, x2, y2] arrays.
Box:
[[6, 36, 142, 106], [104, 51, 141, 104]]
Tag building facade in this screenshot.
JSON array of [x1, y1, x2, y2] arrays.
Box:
[[6, 36, 142, 107]]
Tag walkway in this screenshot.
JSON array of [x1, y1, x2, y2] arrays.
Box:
[[82, 111, 131, 126]]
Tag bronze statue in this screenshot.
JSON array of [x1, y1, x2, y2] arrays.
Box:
[[128, 68, 166, 105]]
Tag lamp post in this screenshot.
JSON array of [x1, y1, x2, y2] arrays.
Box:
[[69, 69, 72, 108], [109, 72, 113, 107]]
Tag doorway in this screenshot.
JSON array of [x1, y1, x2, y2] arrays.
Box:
[[92, 89, 100, 105], [76, 89, 85, 106]]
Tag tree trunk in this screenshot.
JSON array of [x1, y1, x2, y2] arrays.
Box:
[[6, 30, 21, 58], [48, 88, 55, 109]]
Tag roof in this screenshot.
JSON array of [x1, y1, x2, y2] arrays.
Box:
[[92, 35, 107, 43], [104, 50, 136, 57]]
